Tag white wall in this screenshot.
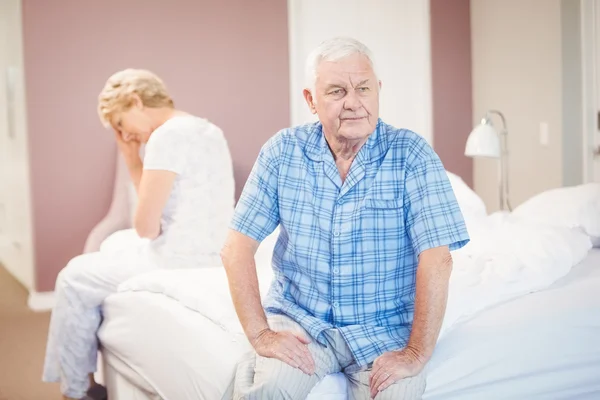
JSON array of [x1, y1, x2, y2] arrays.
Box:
[[287, 0, 433, 143], [470, 0, 564, 211], [0, 0, 35, 289]]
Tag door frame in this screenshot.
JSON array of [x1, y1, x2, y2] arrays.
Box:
[[0, 0, 36, 291], [581, 0, 600, 183]]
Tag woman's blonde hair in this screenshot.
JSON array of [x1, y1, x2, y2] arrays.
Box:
[[97, 68, 174, 127]]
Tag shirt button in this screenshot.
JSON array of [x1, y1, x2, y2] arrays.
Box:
[[337, 198, 344, 205], [333, 231, 341, 237], [332, 301, 339, 308], [333, 267, 340, 274]]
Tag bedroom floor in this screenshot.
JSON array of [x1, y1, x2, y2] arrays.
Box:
[[0, 265, 62, 400]]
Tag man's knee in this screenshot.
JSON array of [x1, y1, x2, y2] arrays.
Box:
[[376, 374, 427, 400], [248, 378, 290, 399], [257, 358, 307, 392], [238, 356, 317, 400]]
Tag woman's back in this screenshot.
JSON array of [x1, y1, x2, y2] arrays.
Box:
[[142, 115, 235, 268]]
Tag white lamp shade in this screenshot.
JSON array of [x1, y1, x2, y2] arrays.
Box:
[[465, 122, 500, 158]]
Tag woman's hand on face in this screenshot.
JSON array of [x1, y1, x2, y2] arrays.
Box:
[[113, 128, 141, 162]]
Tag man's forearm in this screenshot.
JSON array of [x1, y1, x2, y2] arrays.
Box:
[[221, 241, 270, 345], [405, 250, 452, 363]]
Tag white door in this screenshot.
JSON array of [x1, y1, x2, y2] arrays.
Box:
[[0, 0, 35, 290], [287, 0, 433, 143]]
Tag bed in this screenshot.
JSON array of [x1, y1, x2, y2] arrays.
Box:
[[100, 248, 600, 400], [91, 154, 600, 399]]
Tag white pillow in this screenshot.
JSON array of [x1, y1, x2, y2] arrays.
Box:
[[445, 171, 487, 221], [511, 183, 600, 241]]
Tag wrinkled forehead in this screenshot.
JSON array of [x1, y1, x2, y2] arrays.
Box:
[[315, 54, 376, 87]]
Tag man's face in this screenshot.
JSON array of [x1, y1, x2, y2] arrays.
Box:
[[304, 53, 380, 143]]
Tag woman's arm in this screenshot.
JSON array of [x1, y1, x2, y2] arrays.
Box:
[[133, 169, 176, 239], [112, 128, 144, 191], [132, 121, 190, 239], [126, 158, 143, 192]]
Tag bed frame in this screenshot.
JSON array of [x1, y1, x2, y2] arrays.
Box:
[[101, 350, 162, 400]]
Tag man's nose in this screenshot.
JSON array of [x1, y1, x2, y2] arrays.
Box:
[[343, 90, 361, 111]]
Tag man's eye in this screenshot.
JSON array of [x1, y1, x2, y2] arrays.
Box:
[[330, 89, 345, 95], [357, 87, 369, 92]]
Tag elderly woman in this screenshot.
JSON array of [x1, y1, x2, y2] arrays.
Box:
[[42, 69, 235, 400]]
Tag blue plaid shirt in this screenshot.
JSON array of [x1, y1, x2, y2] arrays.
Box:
[[231, 119, 470, 367]]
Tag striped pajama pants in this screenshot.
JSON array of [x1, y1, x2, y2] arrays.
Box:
[[42, 239, 159, 399], [232, 314, 426, 400]]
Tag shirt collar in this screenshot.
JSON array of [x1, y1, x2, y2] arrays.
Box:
[[304, 118, 387, 164]]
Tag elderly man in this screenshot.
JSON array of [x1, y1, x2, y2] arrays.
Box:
[[221, 37, 469, 400]]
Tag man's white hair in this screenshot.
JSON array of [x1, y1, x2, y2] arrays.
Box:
[[304, 37, 378, 92]]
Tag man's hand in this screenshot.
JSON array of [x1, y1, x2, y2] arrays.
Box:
[[369, 347, 425, 398], [253, 329, 316, 375], [368, 245, 452, 398]]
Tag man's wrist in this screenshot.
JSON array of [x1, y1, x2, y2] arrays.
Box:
[[402, 343, 429, 364], [249, 325, 271, 347]]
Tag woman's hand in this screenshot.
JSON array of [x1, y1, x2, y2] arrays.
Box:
[[113, 128, 141, 165], [113, 128, 143, 190]]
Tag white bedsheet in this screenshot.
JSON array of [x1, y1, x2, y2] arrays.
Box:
[[99, 249, 600, 399], [97, 212, 595, 399], [115, 213, 592, 339], [424, 248, 600, 399]]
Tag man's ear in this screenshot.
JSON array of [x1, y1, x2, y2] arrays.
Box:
[[303, 89, 317, 114]]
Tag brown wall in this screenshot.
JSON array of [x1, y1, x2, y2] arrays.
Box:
[[471, 0, 563, 211], [430, 0, 473, 186], [22, 0, 290, 291]]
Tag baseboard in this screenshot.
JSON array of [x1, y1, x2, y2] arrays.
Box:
[[27, 290, 56, 312]]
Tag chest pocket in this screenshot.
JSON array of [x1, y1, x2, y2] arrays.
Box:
[[362, 198, 404, 220], [362, 197, 405, 228], [363, 198, 403, 210], [358, 197, 405, 256]]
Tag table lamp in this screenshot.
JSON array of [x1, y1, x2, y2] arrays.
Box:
[[465, 110, 512, 211]]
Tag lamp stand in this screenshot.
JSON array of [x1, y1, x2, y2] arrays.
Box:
[[485, 110, 512, 211]]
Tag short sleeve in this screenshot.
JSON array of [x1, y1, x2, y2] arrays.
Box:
[[143, 124, 189, 174], [403, 140, 470, 256], [230, 138, 281, 242]]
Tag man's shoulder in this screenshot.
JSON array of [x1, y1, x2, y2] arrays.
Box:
[[380, 121, 433, 163], [260, 121, 322, 159], [273, 121, 321, 143]]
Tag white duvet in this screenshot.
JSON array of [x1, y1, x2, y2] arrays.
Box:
[[117, 211, 593, 341], [440, 212, 591, 337]]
